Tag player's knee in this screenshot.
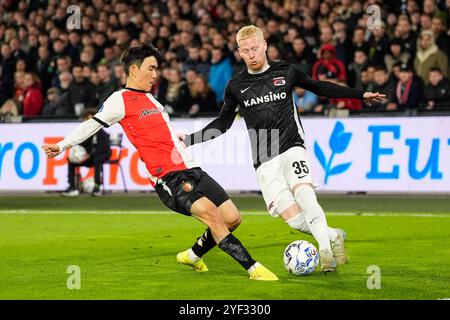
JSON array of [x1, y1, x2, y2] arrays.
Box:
[[199, 205, 226, 228], [286, 213, 309, 233], [293, 184, 319, 211], [227, 214, 241, 231]]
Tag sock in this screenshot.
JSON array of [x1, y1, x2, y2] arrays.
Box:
[[293, 185, 331, 251], [187, 248, 200, 263], [286, 213, 338, 241], [218, 233, 256, 270], [191, 228, 216, 258]]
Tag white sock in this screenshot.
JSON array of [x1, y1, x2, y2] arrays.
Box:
[[286, 213, 339, 242], [247, 262, 260, 273], [187, 248, 200, 262], [293, 185, 331, 251]]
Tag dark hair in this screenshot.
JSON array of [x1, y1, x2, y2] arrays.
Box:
[[72, 62, 85, 70], [120, 43, 162, 76], [429, 67, 442, 74], [374, 66, 388, 73]]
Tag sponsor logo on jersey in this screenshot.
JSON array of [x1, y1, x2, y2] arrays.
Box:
[[273, 77, 286, 86], [139, 108, 160, 119], [243, 91, 287, 107]]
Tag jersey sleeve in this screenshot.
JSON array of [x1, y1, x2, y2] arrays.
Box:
[[291, 64, 365, 99], [185, 83, 239, 147], [56, 118, 104, 153], [93, 91, 125, 127]]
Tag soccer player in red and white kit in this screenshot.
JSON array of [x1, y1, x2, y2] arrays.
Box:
[[42, 44, 278, 281]]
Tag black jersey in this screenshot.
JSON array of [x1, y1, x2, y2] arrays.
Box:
[[186, 60, 365, 169]]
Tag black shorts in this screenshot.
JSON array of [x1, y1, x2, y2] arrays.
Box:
[[154, 167, 230, 216]]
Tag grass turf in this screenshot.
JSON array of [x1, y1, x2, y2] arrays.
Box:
[[0, 194, 449, 300]]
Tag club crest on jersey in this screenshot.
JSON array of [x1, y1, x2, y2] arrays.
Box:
[[182, 181, 194, 192], [273, 77, 286, 86]]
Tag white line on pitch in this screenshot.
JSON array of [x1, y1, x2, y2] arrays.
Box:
[[0, 210, 449, 217]]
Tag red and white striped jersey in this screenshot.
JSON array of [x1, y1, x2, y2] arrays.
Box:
[[94, 88, 198, 185]]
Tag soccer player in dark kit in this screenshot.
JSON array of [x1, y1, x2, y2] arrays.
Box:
[[178, 25, 386, 273], [42, 43, 278, 281]]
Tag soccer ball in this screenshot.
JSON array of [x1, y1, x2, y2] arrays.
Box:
[[81, 177, 96, 194], [283, 240, 319, 276], [68, 145, 88, 164]]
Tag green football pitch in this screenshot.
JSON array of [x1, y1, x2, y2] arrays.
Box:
[[0, 193, 449, 300]]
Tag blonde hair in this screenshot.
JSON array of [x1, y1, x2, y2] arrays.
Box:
[[236, 25, 264, 46]]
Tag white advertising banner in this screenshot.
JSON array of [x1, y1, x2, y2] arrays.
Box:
[[0, 116, 449, 193]]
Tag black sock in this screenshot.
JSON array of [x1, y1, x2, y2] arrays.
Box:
[[218, 233, 256, 270], [191, 228, 216, 258]]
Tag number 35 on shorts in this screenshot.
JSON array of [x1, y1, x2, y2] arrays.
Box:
[[292, 161, 309, 178]]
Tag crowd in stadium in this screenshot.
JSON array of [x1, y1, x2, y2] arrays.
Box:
[[0, 0, 450, 122]]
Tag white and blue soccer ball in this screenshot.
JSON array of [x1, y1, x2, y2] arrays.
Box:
[[283, 240, 319, 276]]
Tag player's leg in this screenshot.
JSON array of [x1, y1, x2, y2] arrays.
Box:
[[185, 199, 241, 266], [282, 147, 346, 271], [190, 197, 278, 280], [291, 182, 336, 272], [177, 171, 244, 272], [279, 203, 347, 265]]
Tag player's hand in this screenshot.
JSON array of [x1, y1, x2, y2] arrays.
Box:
[[177, 132, 186, 142], [363, 92, 386, 106], [42, 144, 60, 158], [177, 132, 186, 148]]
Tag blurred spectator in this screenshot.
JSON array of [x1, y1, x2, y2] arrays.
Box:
[[209, 47, 233, 104], [158, 67, 191, 114], [293, 87, 319, 113], [42, 72, 72, 116], [372, 66, 397, 110], [394, 15, 417, 57], [181, 45, 210, 77], [51, 56, 71, 89], [431, 15, 450, 60], [387, 64, 423, 115], [35, 46, 54, 92], [0, 71, 26, 117], [384, 38, 412, 73], [67, 63, 97, 115], [368, 21, 390, 67], [284, 36, 315, 75], [312, 44, 347, 82], [267, 44, 281, 62], [188, 75, 218, 116], [9, 37, 27, 60], [414, 29, 448, 84], [22, 72, 44, 117], [0, 43, 15, 105], [360, 65, 377, 92], [185, 69, 199, 95], [332, 20, 353, 65], [113, 64, 127, 89], [352, 27, 371, 57], [348, 49, 369, 89], [421, 67, 450, 111], [96, 64, 119, 107]]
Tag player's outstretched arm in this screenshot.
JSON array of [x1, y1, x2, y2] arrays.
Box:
[[42, 118, 103, 158], [294, 66, 385, 105]]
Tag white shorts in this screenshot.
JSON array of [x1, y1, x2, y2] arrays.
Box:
[[256, 146, 318, 217]]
